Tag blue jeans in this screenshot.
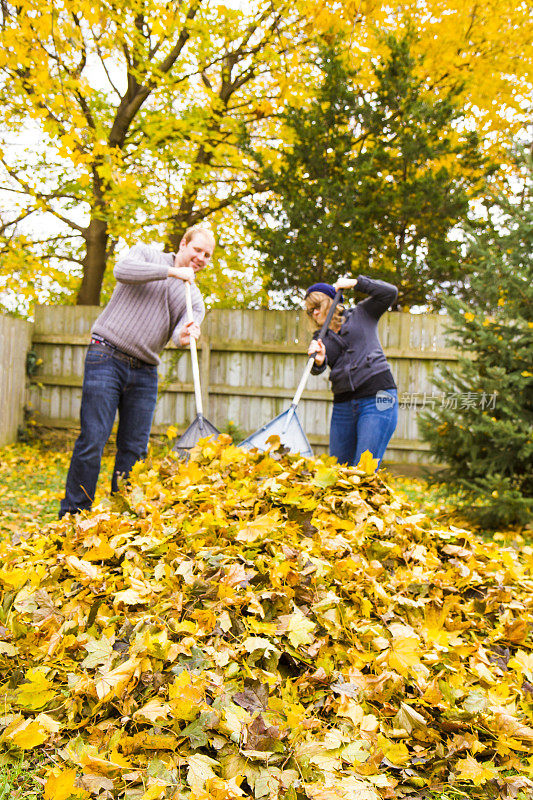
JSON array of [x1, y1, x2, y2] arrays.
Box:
[[329, 389, 398, 467], [59, 344, 158, 517]]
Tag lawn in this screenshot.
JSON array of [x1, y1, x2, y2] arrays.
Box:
[[0, 442, 113, 536]]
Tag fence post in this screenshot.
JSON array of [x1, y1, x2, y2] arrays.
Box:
[[0, 313, 33, 446]]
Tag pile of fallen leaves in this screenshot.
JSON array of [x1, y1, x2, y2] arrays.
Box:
[[0, 437, 532, 800]]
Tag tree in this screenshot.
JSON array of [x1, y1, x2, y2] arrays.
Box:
[[0, 0, 313, 311], [419, 151, 533, 526], [322, 0, 532, 161], [246, 33, 491, 307]]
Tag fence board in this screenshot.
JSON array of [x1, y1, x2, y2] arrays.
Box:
[[27, 305, 458, 466], [0, 314, 33, 446]]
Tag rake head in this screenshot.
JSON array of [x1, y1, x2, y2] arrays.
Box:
[[239, 407, 313, 458], [173, 414, 221, 458]]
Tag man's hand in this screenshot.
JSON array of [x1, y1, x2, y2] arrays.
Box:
[[168, 265, 195, 282], [308, 338, 326, 366], [334, 276, 358, 291], [178, 320, 201, 346]]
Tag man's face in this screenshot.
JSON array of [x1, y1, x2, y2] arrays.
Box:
[[179, 232, 215, 273]]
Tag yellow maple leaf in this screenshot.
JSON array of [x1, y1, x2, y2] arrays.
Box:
[[95, 656, 141, 702], [220, 445, 248, 467], [133, 698, 172, 724], [360, 714, 380, 733], [306, 776, 380, 799], [422, 602, 453, 648], [81, 635, 114, 668], [284, 701, 307, 729], [169, 670, 204, 721], [35, 712, 62, 734], [0, 567, 28, 590], [286, 611, 316, 648], [493, 710, 533, 742], [313, 463, 339, 488], [455, 753, 498, 785], [187, 753, 219, 793], [16, 668, 56, 710], [172, 619, 198, 635], [337, 698, 364, 726], [387, 635, 421, 677], [377, 734, 410, 766], [141, 784, 167, 800], [77, 745, 132, 776], [508, 650, 533, 680], [205, 775, 246, 798], [64, 555, 100, 582], [236, 510, 280, 543], [356, 450, 379, 475], [84, 536, 115, 561], [44, 767, 89, 800], [3, 717, 49, 749]]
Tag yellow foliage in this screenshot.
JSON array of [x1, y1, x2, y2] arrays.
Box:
[[0, 0, 531, 314], [169, 670, 206, 721], [455, 753, 499, 785], [16, 668, 57, 711], [357, 450, 379, 475], [2, 717, 49, 749], [44, 768, 89, 800]]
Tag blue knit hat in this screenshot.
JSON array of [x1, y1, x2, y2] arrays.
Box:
[[305, 282, 342, 300]]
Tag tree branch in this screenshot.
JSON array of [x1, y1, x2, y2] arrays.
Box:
[[107, 0, 201, 149], [0, 158, 86, 233], [0, 208, 36, 235]]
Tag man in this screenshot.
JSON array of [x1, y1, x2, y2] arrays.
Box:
[[59, 226, 215, 517]]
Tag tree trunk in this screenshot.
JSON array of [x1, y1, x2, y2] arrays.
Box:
[[76, 218, 109, 306]]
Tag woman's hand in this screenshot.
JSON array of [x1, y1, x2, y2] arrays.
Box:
[[334, 276, 358, 291], [168, 265, 195, 282], [308, 338, 326, 366], [178, 320, 201, 346]]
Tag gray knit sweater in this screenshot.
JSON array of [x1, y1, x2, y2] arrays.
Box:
[[92, 243, 205, 365]]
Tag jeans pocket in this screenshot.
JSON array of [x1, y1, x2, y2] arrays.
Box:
[[85, 344, 113, 365]]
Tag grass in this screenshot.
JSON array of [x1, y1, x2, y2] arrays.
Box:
[[0, 757, 44, 799], [0, 441, 113, 535], [386, 472, 530, 546]]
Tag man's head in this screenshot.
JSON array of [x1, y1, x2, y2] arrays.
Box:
[[177, 226, 216, 273]]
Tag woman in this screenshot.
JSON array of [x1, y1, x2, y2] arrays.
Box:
[[305, 275, 398, 468]]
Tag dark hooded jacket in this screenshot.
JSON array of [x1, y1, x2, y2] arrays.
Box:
[[311, 275, 398, 396]]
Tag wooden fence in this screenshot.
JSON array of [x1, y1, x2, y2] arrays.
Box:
[[0, 313, 33, 446], [27, 305, 457, 467]]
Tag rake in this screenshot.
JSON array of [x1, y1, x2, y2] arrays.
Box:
[[239, 290, 342, 457], [173, 281, 221, 457]]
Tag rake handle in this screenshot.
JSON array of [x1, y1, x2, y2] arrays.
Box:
[[317, 289, 343, 340], [184, 280, 203, 416]]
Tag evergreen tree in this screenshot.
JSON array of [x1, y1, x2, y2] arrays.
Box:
[[246, 33, 491, 308], [419, 153, 533, 526]]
